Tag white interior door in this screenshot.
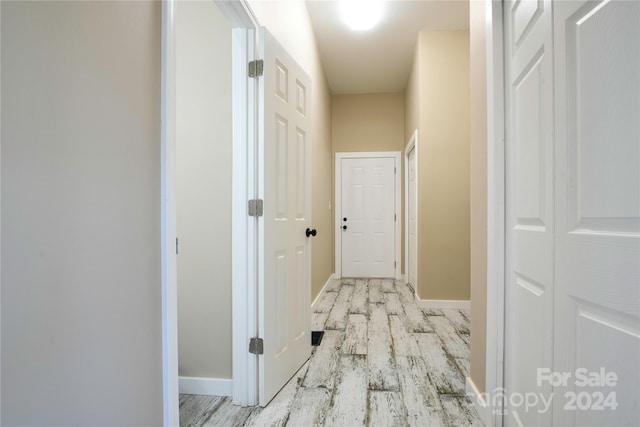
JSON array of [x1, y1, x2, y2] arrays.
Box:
[[504, 0, 555, 424], [553, 1, 640, 425], [341, 156, 395, 278], [407, 147, 418, 290], [258, 27, 311, 406], [504, 0, 640, 425]]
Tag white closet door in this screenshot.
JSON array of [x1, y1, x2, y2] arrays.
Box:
[[503, 0, 555, 425], [553, 1, 640, 425]]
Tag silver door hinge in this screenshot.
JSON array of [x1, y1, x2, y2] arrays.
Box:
[[248, 60, 264, 78], [394, 213, 396, 222], [176, 238, 179, 255], [249, 337, 264, 355], [248, 199, 264, 217], [395, 261, 397, 268]]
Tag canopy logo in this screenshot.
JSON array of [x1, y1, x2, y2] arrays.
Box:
[[470, 368, 619, 416]]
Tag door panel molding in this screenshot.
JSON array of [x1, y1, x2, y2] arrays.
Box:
[[335, 151, 401, 280]]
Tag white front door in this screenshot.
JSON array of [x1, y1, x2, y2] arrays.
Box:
[[258, 27, 311, 406], [504, 0, 555, 424], [407, 146, 418, 290], [341, 156, 396, 278], [553, 1, 639, 425]]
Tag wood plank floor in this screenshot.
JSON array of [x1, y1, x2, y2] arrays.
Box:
[[180, 279, 483, 427]]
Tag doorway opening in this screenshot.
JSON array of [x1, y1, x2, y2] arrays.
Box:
[[404, 131, 418, 295], [161, 0, 260, 422]]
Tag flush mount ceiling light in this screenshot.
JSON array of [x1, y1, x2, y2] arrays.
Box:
[[340, 0, 384, 31]]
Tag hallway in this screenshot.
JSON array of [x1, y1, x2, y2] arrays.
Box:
[[179, 278, 483, 426]]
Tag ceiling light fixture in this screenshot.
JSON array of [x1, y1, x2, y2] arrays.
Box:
[[340, 0, 384, 31]]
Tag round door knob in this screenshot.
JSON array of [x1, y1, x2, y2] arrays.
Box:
[[342, 225, 347, 230], [306, 228, 317, 237]]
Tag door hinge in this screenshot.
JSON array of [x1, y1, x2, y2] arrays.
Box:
[[248, 60, 264, 78], [395, 261, 397, 268], [248, 199, 264, 217], [176, 238, 179, 255], [249, 337, 264, 355], [394, 213, 397, 222]]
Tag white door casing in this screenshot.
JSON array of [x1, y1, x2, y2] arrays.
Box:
[[258, 27, 312, 406], [552, 1, 640, 425], [407, 148, 417, 289], [405, 132, 418, 291], [504, 0, 555, 425], [230, 25, 259, 407], [161, 0, 179, 422], [484, 3, 507, 423], [339, 156, 396, 278]]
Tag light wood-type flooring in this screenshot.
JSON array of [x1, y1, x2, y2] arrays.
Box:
[[180, 278, 483, 426]]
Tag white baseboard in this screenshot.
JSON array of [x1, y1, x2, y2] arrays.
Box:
[[416, 298, 471, 309], [466, 376, 492, 426], [311, 273, 337, 311], [179, 376, 232, 396]]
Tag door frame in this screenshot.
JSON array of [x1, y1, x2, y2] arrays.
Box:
[[160, 0, 261, 423], [334, 151, 402, 280], [160, 1, 179, 422], [218, 2, 261, 408], [404, 131, 418, 293], [484, 0, 506, 426]]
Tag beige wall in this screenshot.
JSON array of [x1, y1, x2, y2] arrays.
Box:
[[311, 59, 333, 302], [405, 48, 420, 143], [1, 2, 163, 424], [405, 31, 471, 301], [176, 1, 232, 379], [250, 1, 333, 301], [332, 93, 406, 273], [332, 93, 406, 153], [470, 0, 488, 394]]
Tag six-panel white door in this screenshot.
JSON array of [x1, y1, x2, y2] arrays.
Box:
[[553, 1, 639, 424], [341, 157, 396, 278], [504, 0, 555, 424], [504, 0, 640, 425], [259, 27, 311, 406]]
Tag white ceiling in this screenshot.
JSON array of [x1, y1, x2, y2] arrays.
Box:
[[305, 0, 469, 94]]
